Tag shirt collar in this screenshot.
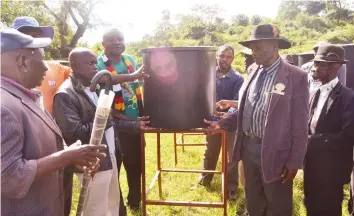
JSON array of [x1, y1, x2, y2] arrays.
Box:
[[216, 66, 234, 78], [1, 76, 40, 101], [260, 57, 281, 76], [319, 77, 338, 93]]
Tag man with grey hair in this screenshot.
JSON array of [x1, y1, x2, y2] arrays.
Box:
[[198, 44, 244, 200]]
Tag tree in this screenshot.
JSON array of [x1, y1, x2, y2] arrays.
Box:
[[250, 15, 263, 25], [1, 0, 107, 59], [231, 14, 249, 27]]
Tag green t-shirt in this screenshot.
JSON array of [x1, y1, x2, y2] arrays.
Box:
[[97, 53, 140, 118]]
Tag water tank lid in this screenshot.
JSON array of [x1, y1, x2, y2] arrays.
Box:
[[140, 46, 217, 53]]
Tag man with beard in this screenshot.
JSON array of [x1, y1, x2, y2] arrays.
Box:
[[204, 24, 309, 215], [53, 48, 123, 215], [198, 45, 244, 200], [97, 28, 148, 213], [303, 44, 354, 216], [1, 29, 106, 216]]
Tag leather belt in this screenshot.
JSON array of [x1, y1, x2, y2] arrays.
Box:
[[244, 135, 262, 144]]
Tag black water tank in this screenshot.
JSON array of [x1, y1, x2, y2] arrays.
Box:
[[141, 47, 217, 130], [298, 52, 314, 68], [342, 44, 354, 90]]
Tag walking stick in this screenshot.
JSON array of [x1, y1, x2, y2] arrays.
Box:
[[76, 71, 114, 216]]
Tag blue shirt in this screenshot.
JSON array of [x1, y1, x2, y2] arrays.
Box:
[[216, 67, 244, 102]]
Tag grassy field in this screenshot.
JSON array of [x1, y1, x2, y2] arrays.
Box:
[[70, 133, 351, 216]]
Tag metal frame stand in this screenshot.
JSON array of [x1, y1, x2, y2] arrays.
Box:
[[141, 128, 228, 216], [173, 132, 207, 165]]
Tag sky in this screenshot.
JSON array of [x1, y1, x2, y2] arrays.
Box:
[[80, 0, 283, 46]]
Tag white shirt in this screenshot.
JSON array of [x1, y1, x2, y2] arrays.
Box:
[[84, 87, 116, 155], [310, 77, 339, 132]]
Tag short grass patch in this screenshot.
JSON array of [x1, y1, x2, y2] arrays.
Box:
[[70, 133, 350, 216]]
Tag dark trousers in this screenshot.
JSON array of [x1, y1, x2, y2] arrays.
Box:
[[242, 136, 293, 216], [117, 132, 142, 209], [199, 132, 239, 191], [304, 182, 344, 216], [63, 169, 73, 216]]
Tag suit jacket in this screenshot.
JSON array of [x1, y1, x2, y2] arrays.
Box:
[[304, 82, 354, 185], [1, 79, 65, 216], [219, 58, 309, 183]]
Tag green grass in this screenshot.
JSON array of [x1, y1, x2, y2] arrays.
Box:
[[70, 133, 351, 216]]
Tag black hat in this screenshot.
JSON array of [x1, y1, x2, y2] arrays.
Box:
[[239, 24, 291, 49], [313, 44, 347, 64]]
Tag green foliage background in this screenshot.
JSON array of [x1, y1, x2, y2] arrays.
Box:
[[91, 1, 354, 74]]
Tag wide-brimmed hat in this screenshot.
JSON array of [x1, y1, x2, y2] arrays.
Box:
[[313, 44, 347, 64], [239, 24, 291, 49], [240, 48, 252, 56], [10, 16, 54, 39]]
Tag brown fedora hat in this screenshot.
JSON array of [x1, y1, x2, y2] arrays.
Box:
[[313, 44, 347, 64], [239, 24, 291, 49]]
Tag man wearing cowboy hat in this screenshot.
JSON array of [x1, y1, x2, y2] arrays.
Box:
[[205, 24, 309, 216], [303, 44, 354, 216]]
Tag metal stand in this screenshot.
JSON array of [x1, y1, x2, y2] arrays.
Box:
[[173, 132, 207, 165], [141, 128, 228, 216]]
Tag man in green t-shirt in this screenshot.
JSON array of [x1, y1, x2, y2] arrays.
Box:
[[97, 28, 147, 214]]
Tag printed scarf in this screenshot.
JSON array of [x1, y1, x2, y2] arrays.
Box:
[[102, 54, 143, 116]]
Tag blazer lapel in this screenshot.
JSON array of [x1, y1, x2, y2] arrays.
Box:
[[1, 81, 63, 137], [316, 82, 341, 126], [267, 58, 289, 117]]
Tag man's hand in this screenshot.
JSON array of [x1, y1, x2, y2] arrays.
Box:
[[139, 120, 154, 130], [76, 158, 100, 178], [204, 119, 221, 135], [131, 65, 149, 80], [214, 111, 229, 119], [281, 167, 298, 184], [216, 100, 238, 111], [137, 116, 149, 121], [63, 140, 106, 168]]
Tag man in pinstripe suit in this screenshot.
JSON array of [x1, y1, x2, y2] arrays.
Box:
[[205, 24, 309, 216]]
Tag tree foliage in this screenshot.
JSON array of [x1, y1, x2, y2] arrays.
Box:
[[1, 0, 106, 59], [2, 0, 353, 73]]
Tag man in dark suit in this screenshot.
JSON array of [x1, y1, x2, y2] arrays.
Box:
[[205, 24, 309, 216], [304, 44, 354, 216]]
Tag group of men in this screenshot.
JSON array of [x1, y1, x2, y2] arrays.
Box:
[[1, 17, 148, 216], [203, 24, 354, 216], [1, 16, 354, 216]]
